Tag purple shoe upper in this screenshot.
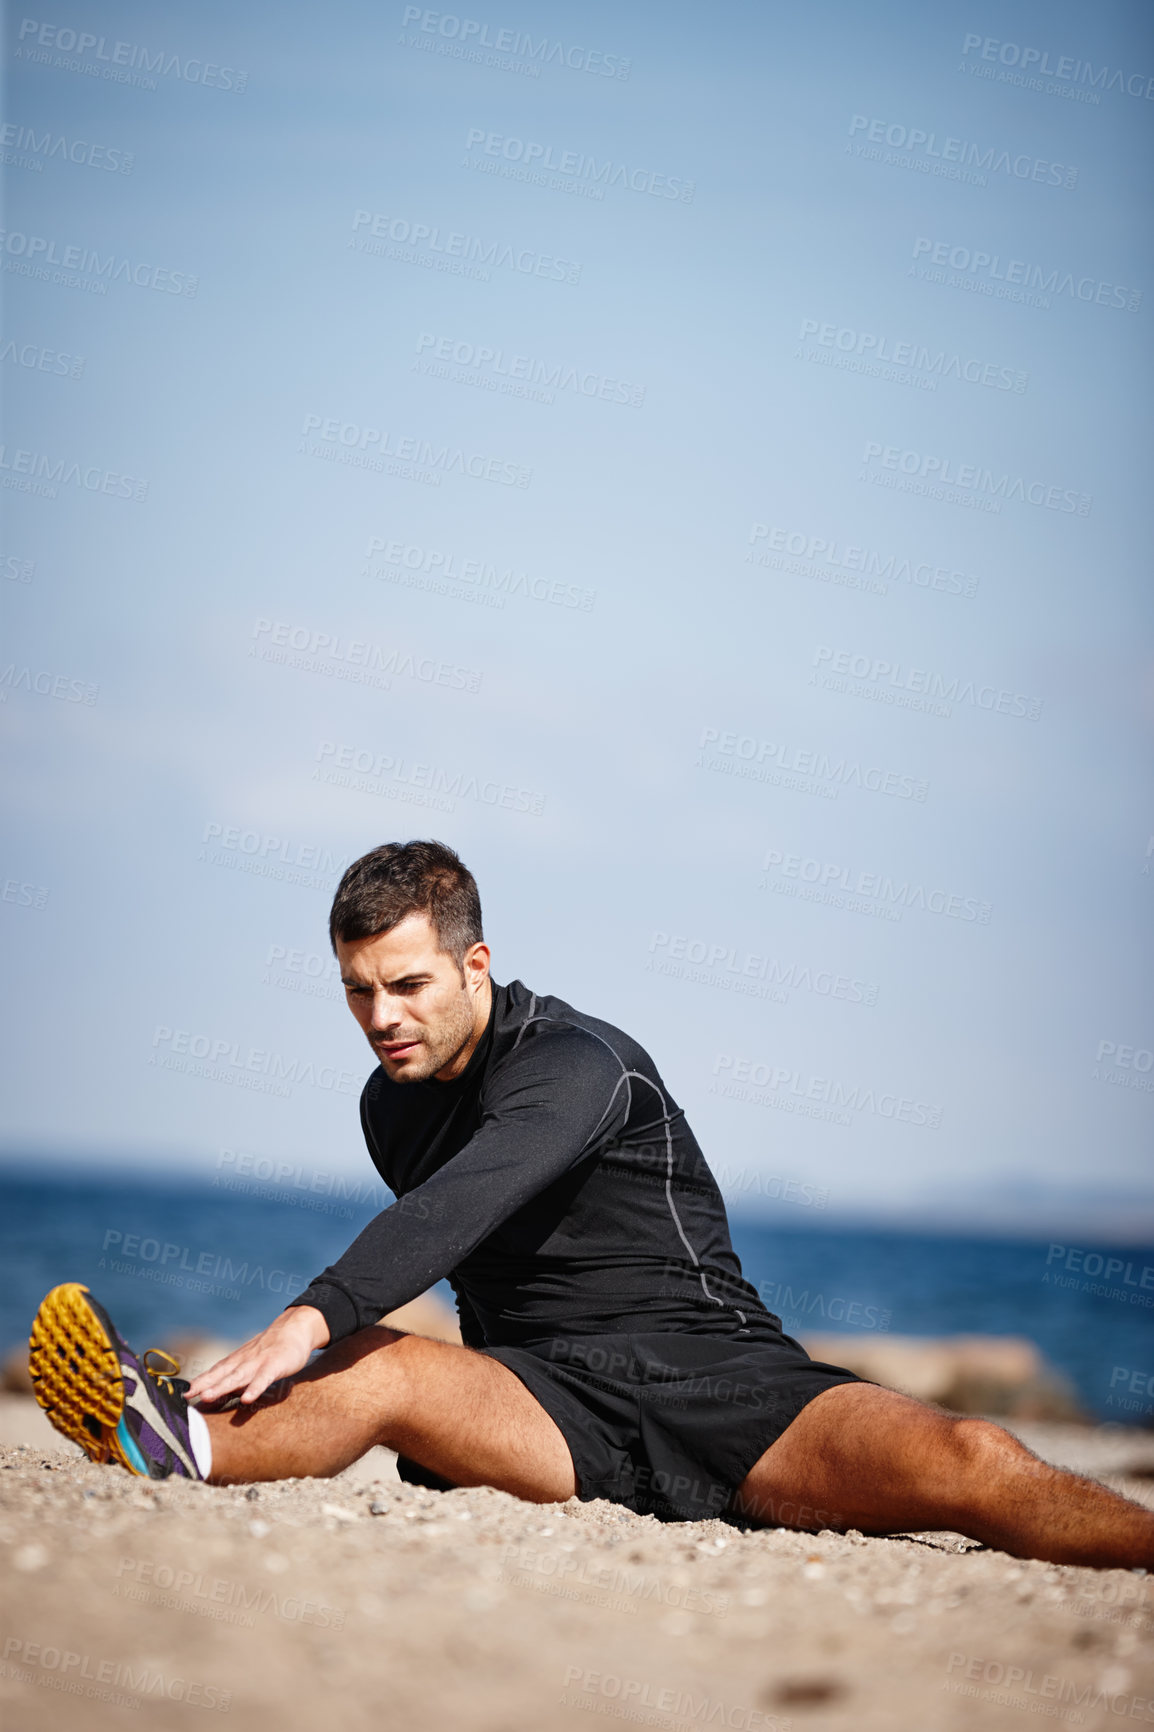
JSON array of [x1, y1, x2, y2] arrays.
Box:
[[88, 1296, 202, 1480]]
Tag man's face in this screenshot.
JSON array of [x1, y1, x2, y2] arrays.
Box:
[[336, 913, 491, 1084]]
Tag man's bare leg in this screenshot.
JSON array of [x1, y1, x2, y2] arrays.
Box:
[[202, 1323, 577, 1502], [735, 1382, 1154, 1569]]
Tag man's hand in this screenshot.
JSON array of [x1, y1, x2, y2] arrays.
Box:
[[187, 1306, 330, 1407]]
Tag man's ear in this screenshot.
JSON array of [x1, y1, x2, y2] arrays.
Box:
[[463, 941, 491, 989]]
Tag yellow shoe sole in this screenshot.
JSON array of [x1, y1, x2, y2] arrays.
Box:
[[28, 1282, 138, 1473]]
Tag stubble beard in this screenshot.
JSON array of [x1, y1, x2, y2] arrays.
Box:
[[380, 988, 475, 1084]]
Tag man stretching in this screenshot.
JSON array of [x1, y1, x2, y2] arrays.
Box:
[[30, 841, 1154, 1567]]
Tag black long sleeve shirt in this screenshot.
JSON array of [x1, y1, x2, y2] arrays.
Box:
[[288, 979, 777, 1349]]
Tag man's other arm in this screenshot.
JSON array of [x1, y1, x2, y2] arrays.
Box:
[[287, 1028, 628, 1340]]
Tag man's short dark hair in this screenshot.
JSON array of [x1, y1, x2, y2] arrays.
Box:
[[329, 841, 483, 967]]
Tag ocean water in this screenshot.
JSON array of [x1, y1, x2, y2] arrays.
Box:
[[1, 1169, 1150, 1425]]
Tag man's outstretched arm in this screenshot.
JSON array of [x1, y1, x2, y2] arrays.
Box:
[[191, 1027, 628, 1403]]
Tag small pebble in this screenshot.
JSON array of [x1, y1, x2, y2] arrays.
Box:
[[320, 1502, 357, 1522]]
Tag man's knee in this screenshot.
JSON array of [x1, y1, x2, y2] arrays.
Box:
[[946, 1416, 1031, 1484]]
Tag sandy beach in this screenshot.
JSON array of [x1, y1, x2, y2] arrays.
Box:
[[1, 1395, 1152, 1732]]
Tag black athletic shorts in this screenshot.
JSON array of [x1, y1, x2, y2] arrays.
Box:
[[398, 1329, 862, 1522]]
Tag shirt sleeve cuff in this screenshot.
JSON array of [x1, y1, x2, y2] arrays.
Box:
[[285, 1281, 363, 1344]]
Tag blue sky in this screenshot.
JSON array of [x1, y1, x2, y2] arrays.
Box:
[[2, 0, 1152, 1233]]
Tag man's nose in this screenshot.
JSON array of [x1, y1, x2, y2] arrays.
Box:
[[367, 990, 401, 1031]]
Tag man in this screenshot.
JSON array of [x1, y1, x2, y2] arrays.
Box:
[[30, 841, 1153, 1567]]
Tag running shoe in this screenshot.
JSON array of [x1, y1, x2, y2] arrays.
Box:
[[28, 1282, 202, 1480]]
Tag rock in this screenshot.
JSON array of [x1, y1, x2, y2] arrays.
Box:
[[155, 1294, 460, 1374], [799, 1333, 1087, 1422], [764, 1678, 847, 1707], [1, 1348, 34, 1395], [381, 1292, 461, 1344]]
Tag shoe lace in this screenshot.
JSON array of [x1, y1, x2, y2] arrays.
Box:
[[142, 1348, 190, 1398]]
